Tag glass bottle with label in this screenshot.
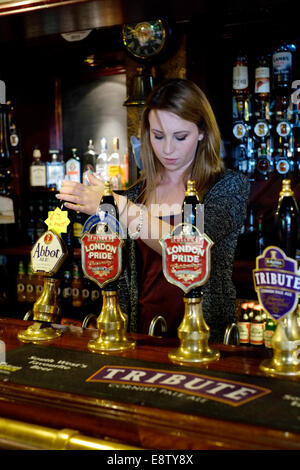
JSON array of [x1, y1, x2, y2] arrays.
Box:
[[273, 179, 299, 259], [46, 150, 65, 191], [249, 305, 265, 347], [29, 146, 46, 189], [95, 137, 108, 181], [254, 54, 271, 120], [108, 137, 122, 190], [82, 139, 96, 184], [237, 302, 250, 345], [65, 148, 81, 183], [0, 102, 17, 246], [232, 53, 249, 122]]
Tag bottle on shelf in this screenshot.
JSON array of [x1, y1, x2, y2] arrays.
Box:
[[254, 54, 271, 121], [108, 137, 122, 190], [65, 148, 81, 183], [82, 139, 96, 184], [273, 179, 299, 259], [46, 150, 65, 191], [16, 260, 27, 303], [29, 146, 46, 189], [232, 52, 250, 123], [272, 43, 296, 92], [249, 305, 265, 347], [237, 302, 250, 346], [0, 101, 18, 246], [96, 137, 109, 181]]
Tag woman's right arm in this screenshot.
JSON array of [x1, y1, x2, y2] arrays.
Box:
[[57, 173, 171, 255]]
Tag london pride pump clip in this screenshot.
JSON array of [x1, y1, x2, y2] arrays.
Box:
[[81, 180, 136, 353]]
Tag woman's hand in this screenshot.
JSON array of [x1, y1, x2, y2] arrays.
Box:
[[56, 173, 104, 215]]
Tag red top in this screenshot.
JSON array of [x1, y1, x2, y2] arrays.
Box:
[[136, 215, 184, 337]]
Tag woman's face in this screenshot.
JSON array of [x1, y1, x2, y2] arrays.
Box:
[[149, 109, 203, 174]]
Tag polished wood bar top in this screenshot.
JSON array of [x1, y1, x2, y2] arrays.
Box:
[[0, 317, 299, 450]]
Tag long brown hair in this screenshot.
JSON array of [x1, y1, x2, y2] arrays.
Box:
[[139, 78, 224, 204]]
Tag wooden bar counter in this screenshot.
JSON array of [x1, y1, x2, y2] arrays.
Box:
[[0, 317, 299, 451]]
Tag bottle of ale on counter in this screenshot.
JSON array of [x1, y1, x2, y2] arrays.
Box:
[[273, 179, 299, 259], [182, 180, 202, 234], [249, 305, 265, 347], [237, 302, 250, 345]]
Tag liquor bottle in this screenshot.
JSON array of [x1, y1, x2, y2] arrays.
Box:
[[29, 146, 46, 189], [272, 43, 296, 92], [0, 102, 17, 246], [26, 262, 35, 303], [232, 53, 249, 123], [16, 260, 27, 303], [237, 302, 250, 345], [254, 55, 271, 121], [108, 137, 122, 190], [249, 305, 265, 347], [95, 137, 108, 181], [182, 180, 202, 233], [6, 101, 20, 154], [273, 179, 299, 259], [65, 148, 81, 182], [82, 139, 96, 184], [46, 150, 65, 191], [97, 180, 119, 234]]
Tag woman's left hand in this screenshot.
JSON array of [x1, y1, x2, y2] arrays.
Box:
[[56, 173, 104, 215]]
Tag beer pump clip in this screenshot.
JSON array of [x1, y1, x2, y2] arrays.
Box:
[[253, 246, 300, 377], [81, 210, 136, 353], [160, 223, 220, 365], [18, 206, 69, 343]]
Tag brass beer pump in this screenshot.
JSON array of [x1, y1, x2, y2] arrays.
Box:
[[17, 210, 69, 344], [160, 180, 220, 365], [81, 181, 135, 353]]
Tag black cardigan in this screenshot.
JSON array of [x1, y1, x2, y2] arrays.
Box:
[[118, 169, 250, 343]]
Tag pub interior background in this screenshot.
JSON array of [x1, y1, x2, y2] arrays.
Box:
[[0, 0, 299, 323]]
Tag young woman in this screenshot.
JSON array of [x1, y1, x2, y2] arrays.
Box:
[[57, 78, 250, 343]]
